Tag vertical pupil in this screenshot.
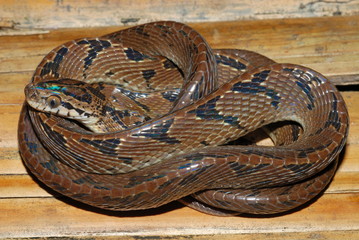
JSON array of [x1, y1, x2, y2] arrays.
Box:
[[47, 96, 60, 108], [50, 99, 56, 108]]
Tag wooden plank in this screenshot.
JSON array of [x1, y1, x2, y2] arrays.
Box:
[[0, 105, 21, 148], [1, 194, 358, 238], [1, 0, 359, 30], [0, 16, 358, 84], [3, 232, 359, 240]]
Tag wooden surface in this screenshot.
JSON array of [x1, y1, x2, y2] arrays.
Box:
[[1, 16, 359, 239], [1, 0, 359, 30]]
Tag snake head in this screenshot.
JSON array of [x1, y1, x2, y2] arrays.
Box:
[[24, 79, 102, 124], [24, 79, 151, 133]]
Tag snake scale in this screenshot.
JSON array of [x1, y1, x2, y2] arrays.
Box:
[[18, 21, 349, 216]]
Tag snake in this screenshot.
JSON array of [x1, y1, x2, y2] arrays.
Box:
[[18, 21, 349, 216]]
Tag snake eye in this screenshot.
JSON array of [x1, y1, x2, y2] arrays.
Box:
[[46, 95, 61, 108]]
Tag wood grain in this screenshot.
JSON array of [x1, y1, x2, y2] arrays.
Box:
[[0, 16, 358, 239], [1, 0, 359, 30], [1, 16, 359, 83], [1, 194, 359, 238]]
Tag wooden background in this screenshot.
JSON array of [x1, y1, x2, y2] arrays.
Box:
[[1, 0, 359, 30], [0, 1, 359, 239]]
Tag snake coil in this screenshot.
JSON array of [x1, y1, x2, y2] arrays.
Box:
[[18, 21, 349, 216]]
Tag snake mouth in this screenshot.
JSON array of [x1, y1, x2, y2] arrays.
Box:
[[24, 83, 43, 109], [25, 83, 38, 99]]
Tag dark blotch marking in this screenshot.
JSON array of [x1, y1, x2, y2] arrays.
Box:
[[61, 102, 76, 112], [77, 39, 111, 71], [285, 68, 318, 110], [72, 175, 96, 185], [297, 151, 307, 158], [40, 47, 69, 77], [124, 48, 151, 62], [77, 39, 89, 45], [115, 109, 131, 118], [74, 108, 85, 116], [80, 138, 121, 156], [40, 120, 67, 145], [188, 96, 243, 128], [40, 158, 60, 175], [37, 123, 86, 172], [142, 69, 156, 81], [200, 140, 210, 146], [231, 72, 281, 109], [105, 70, 115, 77], [132, 118, 180, 144], [86, 85, 106, 101], [23, 133, 38, 154], [314, 127, 324, 135], [135, 25, 150, 37], [324, 93, 341, 131], [215, 54, 246, 70], [155, 24, 173, 35], [94, 185, 111, 190], [252, 70, 270, 83], [72, 154, 87, 166], [295, 80, 315, 110], [178, 29, 188, 37], [118, 156, 133, 165]]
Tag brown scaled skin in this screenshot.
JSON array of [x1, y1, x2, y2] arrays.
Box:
[[19, 21, 349, 216]]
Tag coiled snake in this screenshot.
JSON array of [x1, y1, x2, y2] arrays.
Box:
[[18, 21, 349, 216]]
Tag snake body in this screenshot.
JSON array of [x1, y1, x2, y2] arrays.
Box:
[[18, 21, 349, 215]]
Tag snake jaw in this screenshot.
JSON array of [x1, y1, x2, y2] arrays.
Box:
[[24, 83, 47, 111]]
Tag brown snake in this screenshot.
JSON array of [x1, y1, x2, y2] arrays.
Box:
[[18, 21, 349, 216]]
